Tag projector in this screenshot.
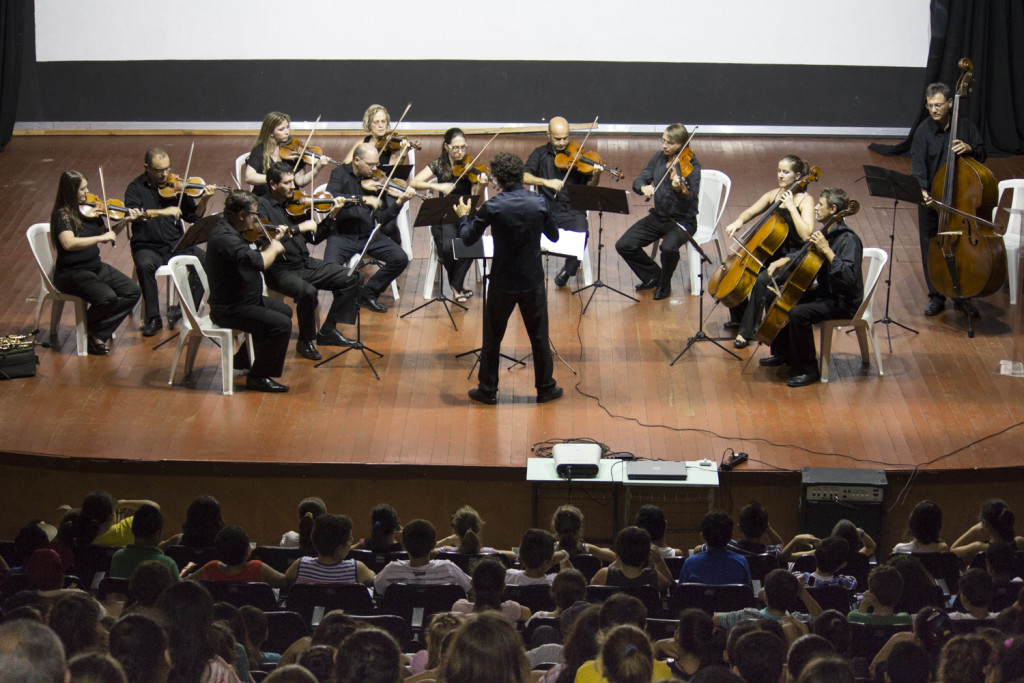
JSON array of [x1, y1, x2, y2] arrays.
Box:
[[553, 443, 602, 479]]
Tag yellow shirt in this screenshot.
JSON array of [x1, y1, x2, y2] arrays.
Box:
[[574, 657, 673, 683], [92, 517, 134, 546]]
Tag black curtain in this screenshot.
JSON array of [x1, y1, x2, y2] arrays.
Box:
[[870, 0, 1024, 157], [0, 1, 29, 153]]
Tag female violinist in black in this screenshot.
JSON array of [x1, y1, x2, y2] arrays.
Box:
[[244, 111, 328, 196]]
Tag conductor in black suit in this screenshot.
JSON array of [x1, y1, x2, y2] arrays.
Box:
[[454, 152, 563, 405]]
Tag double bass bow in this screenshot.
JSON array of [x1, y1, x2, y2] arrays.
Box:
[[708, 167, 821, 308], [752, 200, 860, 345], [926, 58, 1006, 323]]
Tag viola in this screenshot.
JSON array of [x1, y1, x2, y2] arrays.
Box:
[[157, 174, 230, 199], [753, 200, 860, 345], [452, 154, 489, 184], [279, 137, 340, 166], [80, 193, 128, 221], [554, 141, 624, 180], [284, 190, 364, 216], [708, 167, 822, 308]]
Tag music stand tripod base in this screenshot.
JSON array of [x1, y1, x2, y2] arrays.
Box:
[[565, 185, 637, 314], [670, 228, 740, 365], [315, 305, 383, 379]]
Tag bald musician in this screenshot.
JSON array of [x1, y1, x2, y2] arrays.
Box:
[[524, 116, 601, 287]]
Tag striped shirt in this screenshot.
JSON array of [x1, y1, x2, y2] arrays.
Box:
[[294, 557, 358, 584], [373, 559, 471, 595]]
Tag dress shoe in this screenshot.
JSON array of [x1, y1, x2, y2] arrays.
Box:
[[786, 371, 821, 387], [953, 299, 980, 318], [923, 298, 945, 316], [653, 286, 672, 300], [536, 385, 564, 403], [317, 328, 357, 347], [554, 269, 570, 288], [359, 292, 388, 313], [468, 388, 498, 405], [733, 337, 750, 349], [296, 340, 321, 361], [87, 338, 108, 356], [635, 276, 660, 291], [141, 317, 162, 337], [759, 355, 790, 367], [723, 320, 741, 331], [246, 376, 289, 393], [166, 305, 183, 329]]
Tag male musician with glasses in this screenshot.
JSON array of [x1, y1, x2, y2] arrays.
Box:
[[912, 82, 986, 318], [206, 190, 292, 393], [258, 162, 361, 362], [615, 123, 701, 301], [523, 116, 601, 287], [125, 147, 216, 337], [324, 143, 415, 313]]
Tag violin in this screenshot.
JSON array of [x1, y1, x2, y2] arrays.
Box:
[[554, 141, 623, 180], [80, 193, 129, 221], [157, 174, 230, 199], [279, 137, 340, 166], [376, 133, 422, 153], [362, 170, 427, 199], [452, 154, 489, 184], [284, 190, 364, 216], [753, 200, 860, 345], [708, 167, 822, 308], [242, 218, 296, 244], [668, 148, 696, 195]]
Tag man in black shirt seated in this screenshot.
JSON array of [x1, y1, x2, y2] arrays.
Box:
[[125, 147, 217, 336], [258, 162, 362, 362], [454, 152, 563, 405], [206, 190, 292, 393]]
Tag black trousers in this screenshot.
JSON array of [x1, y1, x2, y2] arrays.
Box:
[[553, 208, 588, 275], [265, 259, 361, 342], [323, 233, 408, 298], [210, 297, 292, 379], [54, 263, 141, 341], [737, 269, 793, 358], [615, 212, 693, 283], [132, 244, 206, 319], [431, 223, 472, 292], [479, 284, 556, 395], [781, 295, 845, 375], [918, 205, 944, 302]]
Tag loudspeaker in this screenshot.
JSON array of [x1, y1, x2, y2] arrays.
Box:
[[799, 467, 887, 545]]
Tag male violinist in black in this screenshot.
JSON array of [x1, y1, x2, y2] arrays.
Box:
[[523, 116, 601, 287], [258, 162, 362, 362], [124, 147, 216, 336], [324, 143, 416, 313], [756, 187, 863, 387], [206, 190, 292, 393], [616, 123, 701, 300], [912, 81, 986, 317]]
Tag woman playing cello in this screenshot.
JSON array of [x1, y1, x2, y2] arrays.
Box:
[[50, 170, 143, 356], [726, 155, 816, 348], [410, 128, 488, 302], [244, 112, 329, 196]]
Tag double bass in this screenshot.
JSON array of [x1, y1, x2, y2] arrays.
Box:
[[926, 58, 1006, 313], [753, 201, 860, 345], [709, 167, 821, 307]]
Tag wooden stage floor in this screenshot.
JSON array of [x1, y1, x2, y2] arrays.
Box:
[[1, 133, 1022, 473]]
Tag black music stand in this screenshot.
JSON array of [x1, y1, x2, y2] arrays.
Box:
[[400, 195, 476, 329], [862, 165, 921, 350], [452, 237, 526, 379], [670, 229, 741, 364], [379, 164, 413, 179], [568, 185, 637, 314]]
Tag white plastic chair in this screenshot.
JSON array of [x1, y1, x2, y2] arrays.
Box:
[[131, 264, 177, 320], [166, 255, 253, 396], [648, 169, 731, 294], [818, 247, 888, 383], [992, 179, 1024, 305], [26, 223, 89, 356], [234, 153, 250, 190]]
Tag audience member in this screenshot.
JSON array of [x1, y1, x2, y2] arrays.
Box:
[[187, 526, 286, 588], [634, 505, 681, 558], [212, 602, 254, 679], [440, 612, 530, 683], [794, 536, 857, 589], [67, 652, 128, 683], [506, 529, 568, 586], [284, 514, 374, 586], [714, 569, 822, 644], [551, 506, 615, 562], [937, 634, 992, 683], [9, 520, 51, 573], [794, 656, 855, 683], [652, 608, 727, 679], [297, 644, 336, 683], [26, 548, 66, 591], [681, 511, 751, 585], [0, 619, 67, 683], [334, 627, 402, 683], [986, 636, 1024, 683], [597, 624, 653, 683], [278, 611, 358, 666], [48, 592, 106, 658], [952, 498, 1024, 565], [78, 491, 160, 547], [124, 560, 175, 615], [436, 505, 516, 562], [590, 526, 672, 591], [849, 565, 912, 625], [728, 502, 818, 561], [811, 610, 851, 657], [239, 605, 280, 667], [570, 594, 673, 682], [109, 505, 179, 582], [107, 614, 169, 683], [546, 604, 601, 683], [160, 495, 224, 549], [882, 640, 929, 683], [886, 554, 941, 614], [372, 519, 471, 595], [280, 497, 326, 550], [453, 557, 530, 622], [786, 634, 836, 680], [157, 580, 241, 683], [825, 520, 875, 586], [406, 611, 464, 676], [530, 568, 588, 621], [951, 567, 998, 620], [723, 619, 785, 668], [264, 665, 317, 683], [870, 606, 953, 681], [730, 630, 786, 683], [353, 504, 403, 553]]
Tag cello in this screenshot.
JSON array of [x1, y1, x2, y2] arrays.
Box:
[[753, 200, 860, 345], [709, 167, 821, 308], [926, 58, 1006, 325]]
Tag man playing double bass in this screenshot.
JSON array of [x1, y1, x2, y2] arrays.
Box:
[[523, 116, 601, 287], [912, 82, 986, 318]]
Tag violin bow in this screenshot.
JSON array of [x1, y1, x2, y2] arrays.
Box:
[[96, 166, 116, 246], [647, 126, 699, 202], [291, 114, 322, 178], [449, 127, 505, 193], [378, 103, 412, 154], [176, 141, 196, 213], [559, 117, 599, 187]]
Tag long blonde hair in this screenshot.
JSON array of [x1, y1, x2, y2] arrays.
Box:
[[251, 111, 290, 171], [362, 104, 390, 135]]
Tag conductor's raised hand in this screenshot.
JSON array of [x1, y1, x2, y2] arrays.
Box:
[[453, 196, 472, 218]]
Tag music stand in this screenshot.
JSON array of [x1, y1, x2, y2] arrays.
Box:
[[862, 165, 921, 350], [400, 195, 475, 329], [379, 164, 413, 179], [670, 227, 741, 364], [452, 237, 526, 379], [567, 185, 637, 314]]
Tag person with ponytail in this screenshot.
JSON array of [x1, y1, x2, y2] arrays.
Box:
[[952, 498, 1024, 564], [354, 503, 403, 553], [279, 497, 326, 550], [590, 624, 656, 683], [78, 490, 160, 547], [452, 557, 530, 622], [550, 505, 616, 563], [436, 505, 515, 562], [653, 608, 728, 680]]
